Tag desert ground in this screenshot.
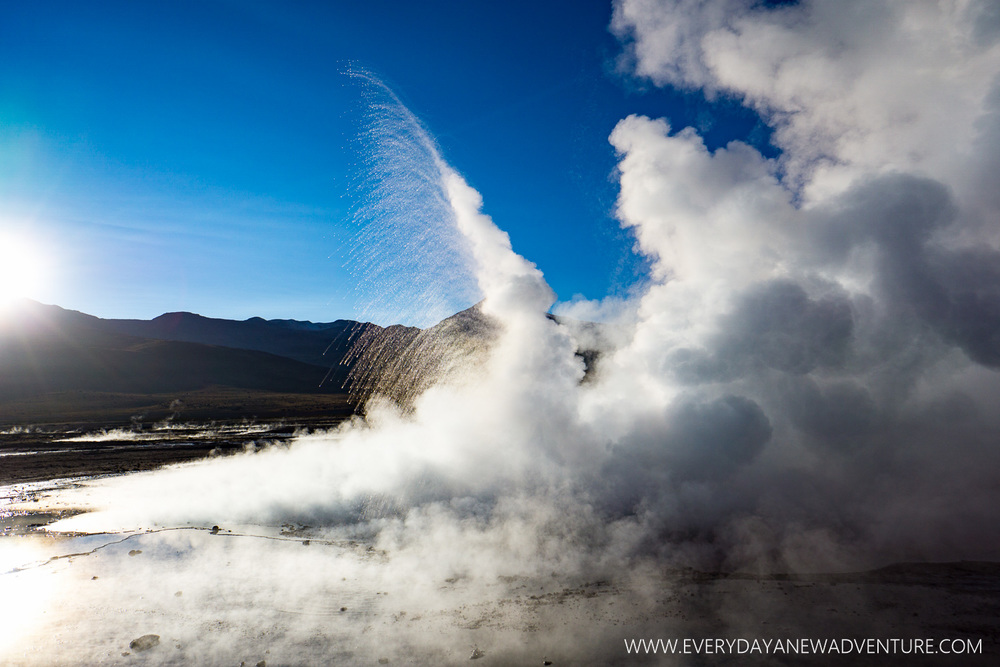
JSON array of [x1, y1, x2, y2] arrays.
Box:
[[1, 426, 997, 666]]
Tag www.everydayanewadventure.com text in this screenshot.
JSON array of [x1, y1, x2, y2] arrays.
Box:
[[623, 637, 983, 656]]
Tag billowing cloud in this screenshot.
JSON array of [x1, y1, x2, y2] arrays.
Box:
[[613, 0, 1000, 198], [599, 0, 1000, 566]]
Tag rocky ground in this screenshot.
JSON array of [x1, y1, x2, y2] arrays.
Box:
[[1, 424, 997, 665], [0, 414, 351, 487], [1, 520, 997, 665]]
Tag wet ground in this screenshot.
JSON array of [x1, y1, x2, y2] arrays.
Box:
[[1, 524, 998, 665], [0, 419, 344, 541], [1, 426, 998, 665], [0, 419, 345, 487]]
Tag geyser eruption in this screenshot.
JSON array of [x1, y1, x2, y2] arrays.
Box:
[[52, 0, 1000, 571], [47, 76, 601, 558]]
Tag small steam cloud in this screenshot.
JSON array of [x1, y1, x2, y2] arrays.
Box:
[[12, 1, 1000, 661]]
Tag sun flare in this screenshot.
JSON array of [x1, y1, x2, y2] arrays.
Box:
[[0, 233, 47, 307]]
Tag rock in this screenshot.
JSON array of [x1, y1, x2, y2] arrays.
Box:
[[256, 661, 266, 667], [129, 634, 160, 652], [128, 550, 142, 556], [174, 591, 182, 597], [210, 526, 220, 534], [378, 659, 389, 665], [470, 647, 485, 659]]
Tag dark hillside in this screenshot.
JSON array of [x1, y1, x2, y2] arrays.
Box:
[[0, 300, 364, 425], [103, 310, 420, 383]]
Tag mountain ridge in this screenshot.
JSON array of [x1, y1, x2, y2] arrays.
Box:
[[0, 299, 422, 426]]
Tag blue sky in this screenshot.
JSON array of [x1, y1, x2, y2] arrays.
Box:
[[1, 0, 773, 324]]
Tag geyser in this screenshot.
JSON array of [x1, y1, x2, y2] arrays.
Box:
[[46, 3, 1000, 572]]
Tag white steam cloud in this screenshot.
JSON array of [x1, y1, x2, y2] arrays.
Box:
[[603, 0, 1000, 565]]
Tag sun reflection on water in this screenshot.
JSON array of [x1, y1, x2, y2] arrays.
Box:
[[0, 538, 58, 657]]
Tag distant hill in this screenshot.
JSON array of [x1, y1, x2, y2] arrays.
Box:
[[1, 299, 421, 389], [0, 299, 421, 426], [98, 308, 420, 387]]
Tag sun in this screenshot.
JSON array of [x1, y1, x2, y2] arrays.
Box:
[[0, 233, 48, 308]]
